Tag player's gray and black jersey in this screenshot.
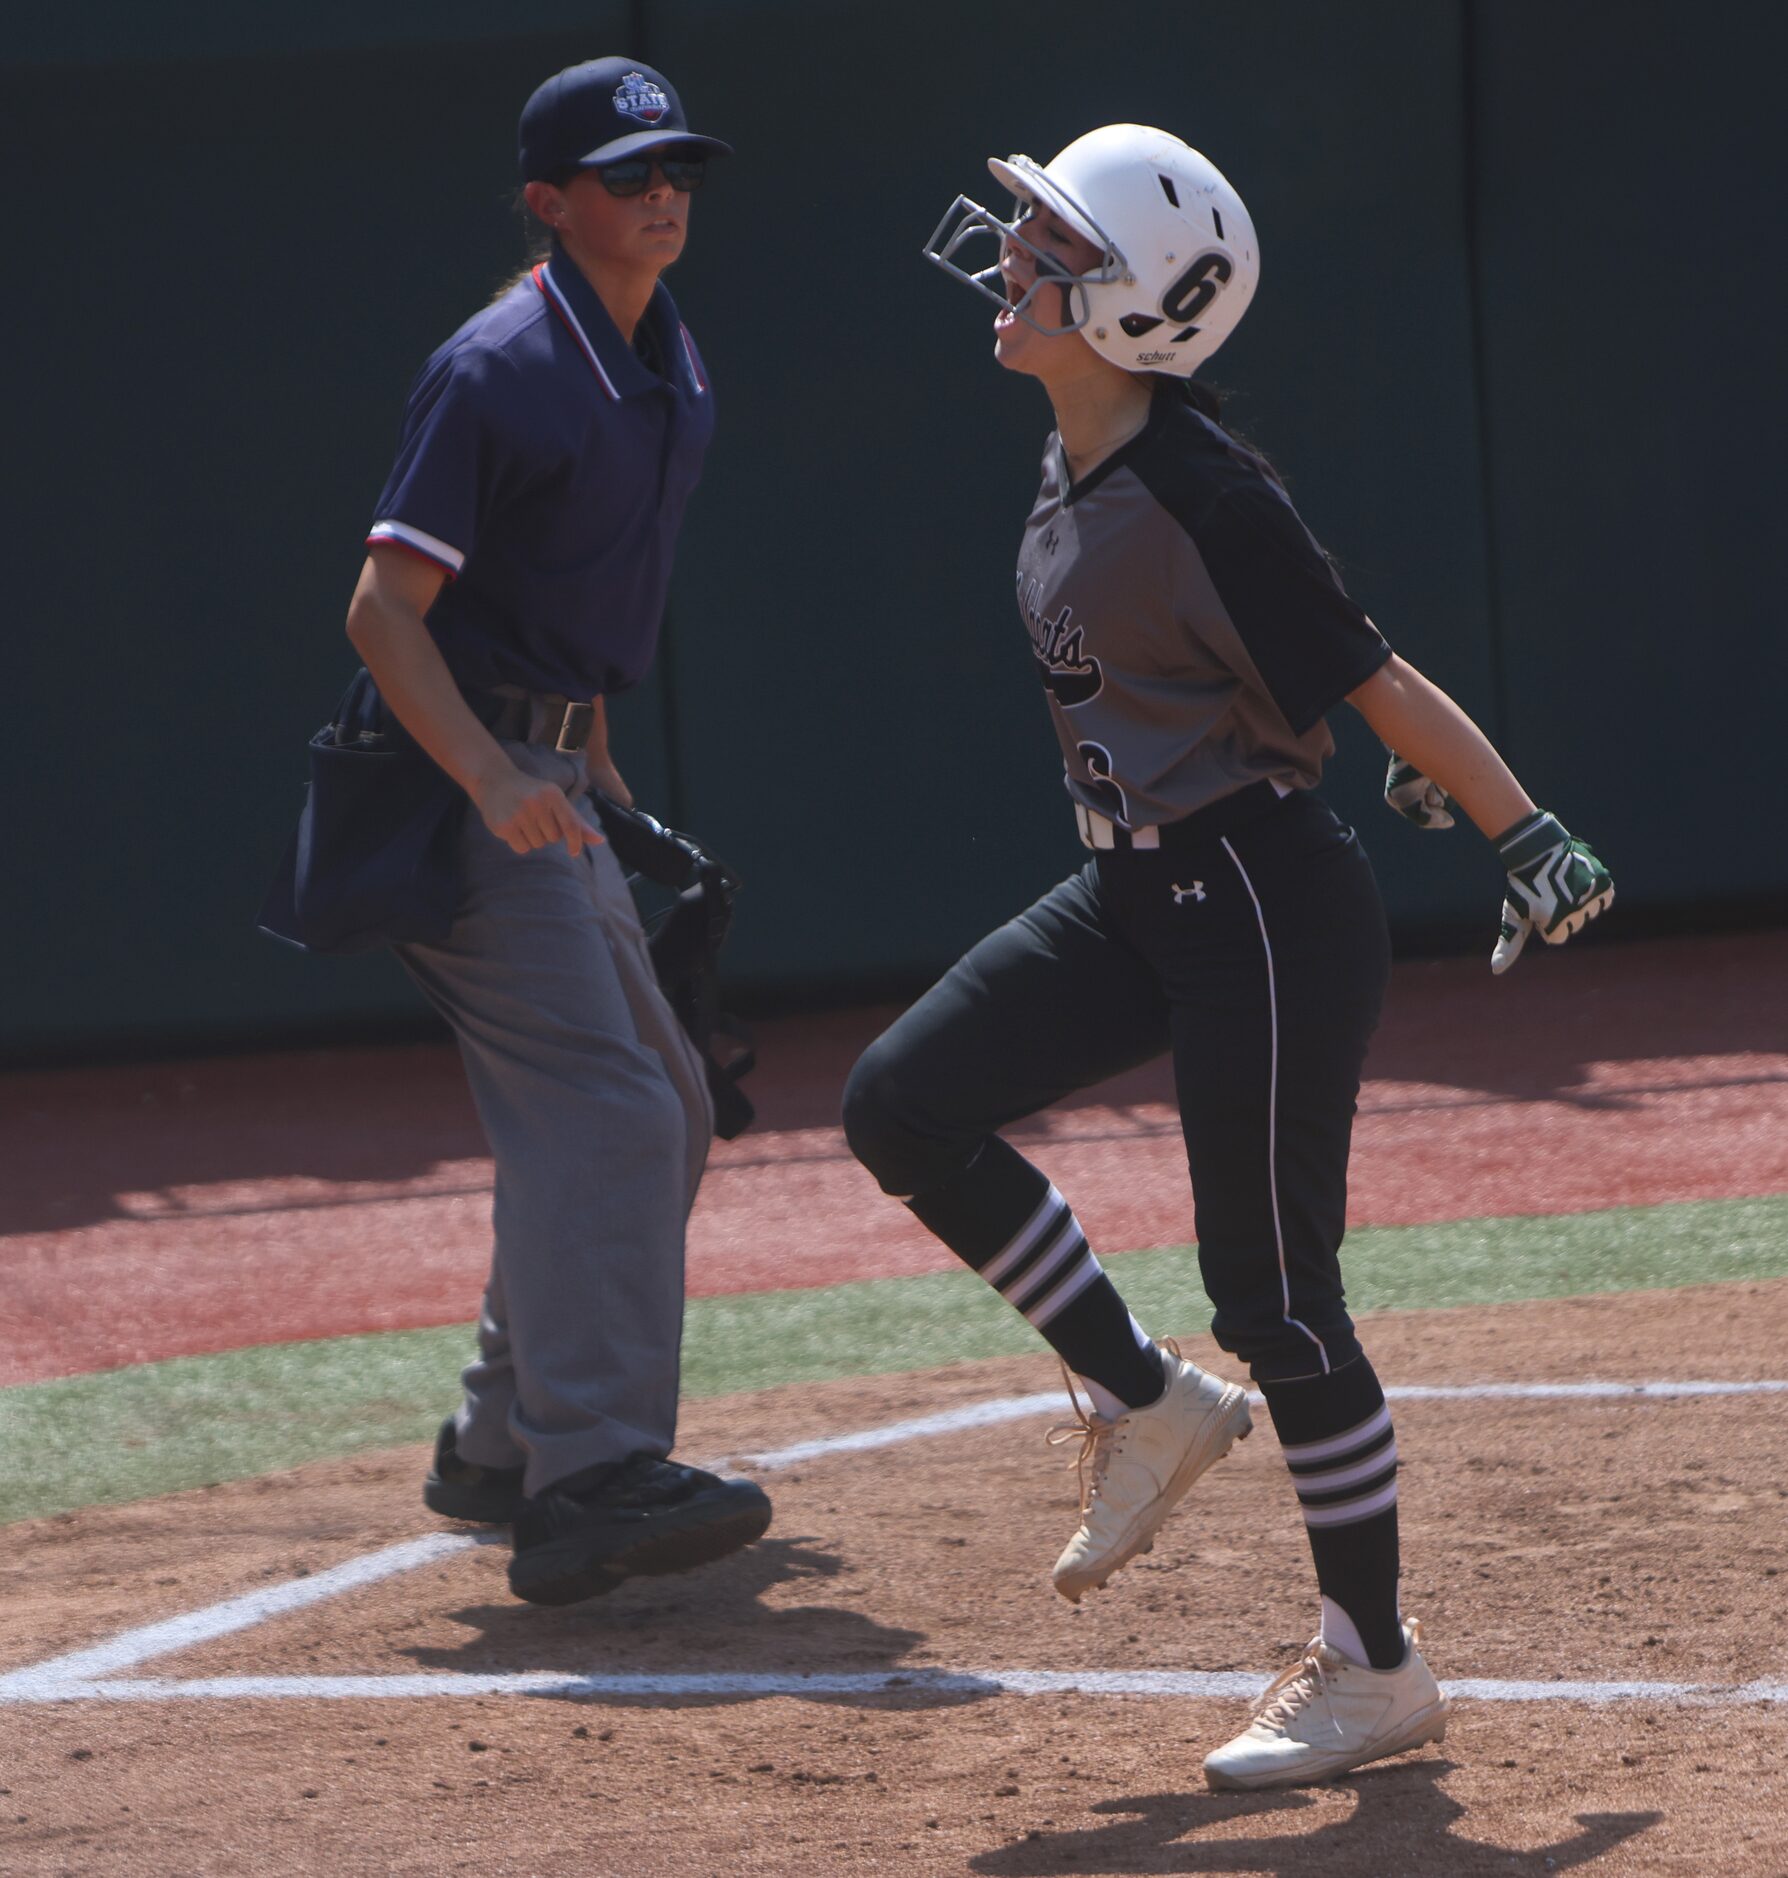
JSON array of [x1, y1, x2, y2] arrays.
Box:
[[1015, 382, 1392, 828]]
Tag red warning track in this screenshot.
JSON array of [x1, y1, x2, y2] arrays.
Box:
[[5, 931, 1785, 1387]]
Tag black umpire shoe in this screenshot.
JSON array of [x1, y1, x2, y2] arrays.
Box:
[[422, 1417, 527, 1525], [507, 1454, 773, 1607]]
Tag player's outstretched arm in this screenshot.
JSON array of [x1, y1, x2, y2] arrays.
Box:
[[1346, 654, 1613, 974], [1347, 655, 1532, 837]]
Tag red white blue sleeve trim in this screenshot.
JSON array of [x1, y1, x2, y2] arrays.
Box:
[[533, 263, 620, 400], [366, 520, 465, 577]]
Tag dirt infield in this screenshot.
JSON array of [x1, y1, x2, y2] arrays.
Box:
[[8, 930, 1787, 1384], [6, 1281, 1785, 1875]]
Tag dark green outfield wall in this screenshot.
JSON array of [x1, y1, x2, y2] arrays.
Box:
[[4, 3, 1783, 1058], [1468, 5, 1786, 903]]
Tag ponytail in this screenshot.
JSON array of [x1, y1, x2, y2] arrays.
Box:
[[488, 188, 554, 304]]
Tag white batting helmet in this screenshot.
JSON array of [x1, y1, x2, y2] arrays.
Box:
[[924, 123, 1259, 377]]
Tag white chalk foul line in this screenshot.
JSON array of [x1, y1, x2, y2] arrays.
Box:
[[721, 1391, 1060, 1470], [4, 1377, 1783, 1707], [1, 1400, 1064, 1698], [9, 1669, 1787, 1708], [1384, 1380, 1788, 1401], [0, 1534, 478, 1702], [722, 1379, 1788, 1472]]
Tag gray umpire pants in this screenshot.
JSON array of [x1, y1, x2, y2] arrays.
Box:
[[396, 741, 713, 1497]]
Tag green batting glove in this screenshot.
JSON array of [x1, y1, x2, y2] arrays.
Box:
[[1384, 755, 1456, 830], [1490, 810, 1615, 976]]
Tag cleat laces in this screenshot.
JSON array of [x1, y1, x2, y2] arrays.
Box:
[[1251, 1644, 1343, 1740], [1043, 1338, 1187, 1515], [1045, 1360, 1122, 1515], [1249, 1618, 1424, 1744]]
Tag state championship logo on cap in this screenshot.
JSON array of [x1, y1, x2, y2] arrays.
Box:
[[613, 72, 670, 124]]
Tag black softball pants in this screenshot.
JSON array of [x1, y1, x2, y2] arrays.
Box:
[[844, 786, 1391, 1383]]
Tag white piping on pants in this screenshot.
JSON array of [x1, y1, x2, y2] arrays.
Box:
[[1219, 835, 1331, 1374]]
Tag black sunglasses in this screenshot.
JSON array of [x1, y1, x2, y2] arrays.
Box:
[[595, 149, 708, 198]]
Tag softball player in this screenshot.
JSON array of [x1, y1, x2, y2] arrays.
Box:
[[846, 125, 1612, 1787], [343, 57, 769, 1605]]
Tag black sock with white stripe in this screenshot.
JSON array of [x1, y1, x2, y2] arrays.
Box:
[[1259, 1355, 1404, 1670], [907, 1136, 1164, 1410]]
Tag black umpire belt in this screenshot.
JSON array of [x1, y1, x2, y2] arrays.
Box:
[[481, 689, 598, 755], [1075, 779, 1291, 853]]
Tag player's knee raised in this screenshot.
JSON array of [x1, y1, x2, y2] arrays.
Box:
[[840, 1039, 918, 1182]]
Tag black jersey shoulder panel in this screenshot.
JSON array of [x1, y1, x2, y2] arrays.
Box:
[[1125, 396, 1392, 736]]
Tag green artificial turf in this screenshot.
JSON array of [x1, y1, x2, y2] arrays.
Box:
[[4, 1193, 1785, 1526]]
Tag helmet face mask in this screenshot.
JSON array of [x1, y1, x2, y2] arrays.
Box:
[[922, 191, 1121, 339], [922, 124, 1259, 377]]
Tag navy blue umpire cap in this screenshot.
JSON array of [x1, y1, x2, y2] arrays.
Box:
[[519, 57, 732, 183]]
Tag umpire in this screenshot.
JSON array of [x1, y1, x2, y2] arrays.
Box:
[[335, 58, 769, 1604]]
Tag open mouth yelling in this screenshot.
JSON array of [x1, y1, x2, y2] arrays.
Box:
[[995, 276, 1023, 332]]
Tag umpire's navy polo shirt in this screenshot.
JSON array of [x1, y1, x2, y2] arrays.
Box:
[[367, 240, 714, 699]]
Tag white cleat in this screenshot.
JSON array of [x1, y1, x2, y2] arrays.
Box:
[[1202, 1620, 1450, 1791], [1049, 1342, 1252, 1604]]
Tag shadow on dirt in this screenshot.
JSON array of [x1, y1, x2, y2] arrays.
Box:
[[967, 1759, 1662, 1875], [397, 1533, 974, 1708]]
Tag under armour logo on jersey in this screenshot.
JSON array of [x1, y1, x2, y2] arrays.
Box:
[[613, 72, 670, 122], [1043, 526, 1060, 555], [1172, 881, 1207, 904]]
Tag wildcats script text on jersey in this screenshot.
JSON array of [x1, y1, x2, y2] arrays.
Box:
[[1018, 574, 1104, 709]]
